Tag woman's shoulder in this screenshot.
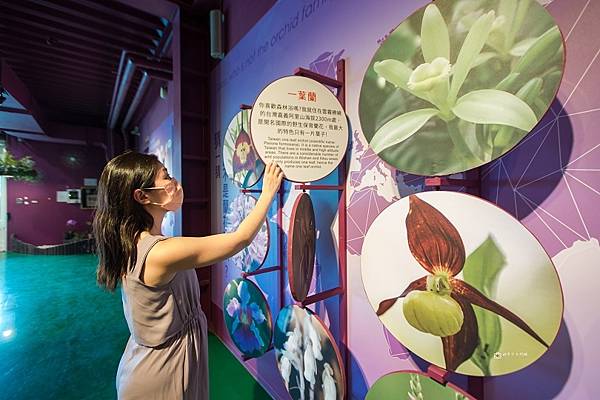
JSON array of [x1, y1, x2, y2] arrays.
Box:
[[135, 233, 176, 287], [137, 231, 169, 246]]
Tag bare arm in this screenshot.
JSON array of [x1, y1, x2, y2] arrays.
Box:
[[148, 161, 284, 273]]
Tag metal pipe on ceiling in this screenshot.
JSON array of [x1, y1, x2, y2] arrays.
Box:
[[107, 21, 173, 153], [3, 128, 107, 150], [108, 58, 135, 130], [120, 69, 172, 134], [121, 71, 149, 133]]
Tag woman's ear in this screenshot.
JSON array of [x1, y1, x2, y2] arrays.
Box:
[[133, 188, 150, 205]]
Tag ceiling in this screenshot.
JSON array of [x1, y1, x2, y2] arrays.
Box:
[[0, 0, 173, 128]]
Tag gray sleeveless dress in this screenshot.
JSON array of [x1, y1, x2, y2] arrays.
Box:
[[116, 234, 209, 399]]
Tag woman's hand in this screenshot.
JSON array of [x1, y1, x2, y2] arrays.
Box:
[[261, 161, 284, 200]]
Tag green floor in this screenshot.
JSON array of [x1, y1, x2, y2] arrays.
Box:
[[209, 333, 272, 399], [0, 252, 271, 399]]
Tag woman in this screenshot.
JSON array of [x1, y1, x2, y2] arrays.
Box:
[[93, 150, 283, 399]]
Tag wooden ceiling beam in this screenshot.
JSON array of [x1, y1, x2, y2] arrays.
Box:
[[0, 22, 138, 56], [1, 51, 117, 78], [75, 0, 165, 29], [0, 2, 160, 49], [1, 42, 117, 71], [15, 70, 115, 88], [16, 79, 113, 97], [0, 7, 153, 54], [11, 64, 117, 86], [0, 31, 118, 61], [28, 0, 164, 38], [32, 92, 108, 107]]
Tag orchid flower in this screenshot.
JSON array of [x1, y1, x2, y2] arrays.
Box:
[[226, 280, 267, 355], [376, 195, 548, 371], [370, 3, 547, 164]]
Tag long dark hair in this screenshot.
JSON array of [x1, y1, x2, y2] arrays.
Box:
[[93, 150, 162, 292]]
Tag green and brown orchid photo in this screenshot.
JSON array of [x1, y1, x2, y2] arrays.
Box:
[[376, 195, 549, 373], [358, 0, 564, 176]]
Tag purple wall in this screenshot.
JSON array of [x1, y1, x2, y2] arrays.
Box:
[[7, 135, 106, 246], [138, 81, 174, 147], [212, 0, 599, 399], [136, 79, 177, 237], [480, 0, 600, 398], [222, 0, 276, 54]]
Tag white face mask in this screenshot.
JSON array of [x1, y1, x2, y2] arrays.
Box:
[[144, 179, 184, 211]]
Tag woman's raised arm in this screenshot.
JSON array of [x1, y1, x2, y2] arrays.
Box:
[[148, 161, 284, 273]]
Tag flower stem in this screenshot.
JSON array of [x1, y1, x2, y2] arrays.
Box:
[[447, 119, 481, 163]]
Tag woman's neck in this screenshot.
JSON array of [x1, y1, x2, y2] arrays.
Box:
[[144, 206, 166, 236]]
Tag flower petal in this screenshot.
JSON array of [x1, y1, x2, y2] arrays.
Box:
[[322, 363, 337, 400], [233, 323, 263, 353], [406, 195, 465, 275], [449, 10, 496, 102], [250, 302, 266, 324], [373, 59, 433, 104], [441, 294, 479, 371], [376, 276, 427, 316], [280, 355, 292, 389], [373, 59, 413, 91], [226, 297, 241, 318], [238, 280, 250, 306], [231, 316, 240, 335], [421, 4, 450, 63], [250, 322, 265, 348], [454, 279, 549, 348]]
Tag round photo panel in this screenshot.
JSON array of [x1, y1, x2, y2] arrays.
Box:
[[358, 0, 565, 176], [288, 192, 317, 302], [361, 191, 563, 377], [223, 278, 273, 358], [249, 75, 349, 183], [274, 305, 345, 400], [223, 109, 265, 188], [223, 194, 270, 273], [366, 371, 476, 400]]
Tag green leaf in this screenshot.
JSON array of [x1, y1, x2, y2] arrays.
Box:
[[463, 235, 507, 376], [498, 0, 517, 26], [446, 118, 484, 164], [516, 77, 543, 106], [459, 119, 488, 162], [543, 70, 563, 100], [421, 4, 450, 63], [510, 38, 538, 57], [370, 108, 439, 154], [472, 52, 497, 69], [470, 306, 502, 376], [492, 78, 543, 154], [495, 72, 521, 92], [449, 11, 496, 103], [498, 0, 517, 49], [514, 26, 563, 76], [534, 98, 548, 116], [463, 235, 506, 294], [507, 0, 532, 50], [453, 89, 537, 131]]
